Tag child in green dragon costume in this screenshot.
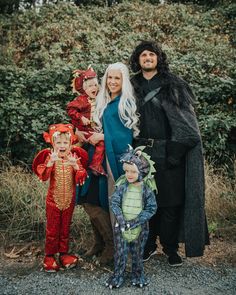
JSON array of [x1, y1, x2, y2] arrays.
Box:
[[106, 145, 157, 289]]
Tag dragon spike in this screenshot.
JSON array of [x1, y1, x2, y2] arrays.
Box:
[[127, 144, 133, 151], [87, 64, 94, 71], [150, 167, 156, 173], [134, 145, 146, 152]]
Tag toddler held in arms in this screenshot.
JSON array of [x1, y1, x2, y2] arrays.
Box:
[[67, 67, 106, 176]]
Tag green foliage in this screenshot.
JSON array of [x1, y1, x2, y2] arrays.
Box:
[[199, 112, 236, 159], [208, 221, 218, 234], [74, 0, 105, 5], [167, 0, 220, 5], [0, 64, 71, 163], [0, 0, 20, 14], [0, 1, 235, 166]]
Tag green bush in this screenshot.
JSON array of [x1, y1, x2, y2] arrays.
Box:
[[0, 1, 235, 167], [0, 64, 71, 163]]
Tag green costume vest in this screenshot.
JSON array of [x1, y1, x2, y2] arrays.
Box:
[[122, 184, 142, 242]]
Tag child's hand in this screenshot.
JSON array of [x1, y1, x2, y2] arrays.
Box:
[[72, 155, 88, 185], [76, 169, 88, 186], [47, 150, 59, 167], [114, 219, 126, 232], [126, 219, 139, 229], [125, 223, 131, 230], [81, 116, 90, 126], [66, 153, 87, 185], [67, 152, 79, 169], [115, 222, 125, 232]]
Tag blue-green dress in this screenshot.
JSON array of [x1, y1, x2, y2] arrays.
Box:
[[77, 95, 133, 211]]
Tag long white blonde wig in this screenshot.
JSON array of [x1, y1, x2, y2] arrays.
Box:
[[94, 62, 139, 137]]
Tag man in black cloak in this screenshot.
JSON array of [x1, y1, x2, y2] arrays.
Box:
[[130, 40, 209, 266]]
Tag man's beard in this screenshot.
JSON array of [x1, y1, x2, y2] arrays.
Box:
[[142, 67, 156, 72]]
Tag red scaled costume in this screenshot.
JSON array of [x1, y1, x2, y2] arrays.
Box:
[[32, 124, 88, 269], [67, 67, 105, 175]]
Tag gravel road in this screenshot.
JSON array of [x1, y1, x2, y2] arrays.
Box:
[[0, 253, 235, 295]]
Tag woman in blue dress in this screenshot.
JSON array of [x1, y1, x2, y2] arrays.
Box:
[[92, 62, 139, 183], [78, 62, 139, 265]]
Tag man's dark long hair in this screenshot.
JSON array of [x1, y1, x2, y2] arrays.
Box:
[[130, 40, 196, 107], [130, 40, 169, 74]]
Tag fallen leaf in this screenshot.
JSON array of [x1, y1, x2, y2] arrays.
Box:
[[4, 247, 20, 259]]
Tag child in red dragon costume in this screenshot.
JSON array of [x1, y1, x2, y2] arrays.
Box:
[[32, 123, 88, 272], [67, 67, 106, 176]]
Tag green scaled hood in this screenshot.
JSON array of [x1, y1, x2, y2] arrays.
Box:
[[116, 145, 157, 192]]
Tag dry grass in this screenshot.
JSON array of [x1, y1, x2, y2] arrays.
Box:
[[205, 161, 236, 240], [0, 158, 90, 246], [0, 161, 46, 243], [0, 159, 235, 245]]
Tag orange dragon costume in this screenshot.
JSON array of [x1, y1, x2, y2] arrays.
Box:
[[32, 124, 88, 272]]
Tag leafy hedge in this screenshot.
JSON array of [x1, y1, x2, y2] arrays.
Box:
[[0, 1, 235, 166]]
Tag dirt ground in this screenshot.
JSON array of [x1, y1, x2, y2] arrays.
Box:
[[0, 235, 235, 276]]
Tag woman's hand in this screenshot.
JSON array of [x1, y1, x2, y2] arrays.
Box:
[[88, 132, 104, 146], [81, 116, 90, 126], [75, 128, 89, 144]]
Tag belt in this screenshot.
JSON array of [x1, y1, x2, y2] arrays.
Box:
[[134, 137, 166, 148]]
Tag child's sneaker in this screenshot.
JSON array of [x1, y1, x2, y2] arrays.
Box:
[[59, 254, 78, 269], [43, 256, 60, 272]]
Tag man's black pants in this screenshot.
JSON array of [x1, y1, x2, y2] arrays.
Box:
[[146, 205, 183, 256]]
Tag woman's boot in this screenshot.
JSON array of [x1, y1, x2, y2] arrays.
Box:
[[83, 204, 114, 265], [84, 222, 104, 257], [94, 209, 114, 265]]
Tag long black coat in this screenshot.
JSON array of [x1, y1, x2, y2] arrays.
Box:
[[131, 72, 209, 257]]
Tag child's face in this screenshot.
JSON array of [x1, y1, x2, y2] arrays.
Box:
[[53, 133, 71, 158], [84, 78, 99, 99], [123, 163, 139, 183]]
